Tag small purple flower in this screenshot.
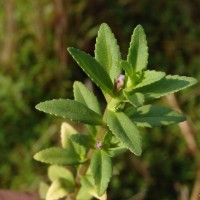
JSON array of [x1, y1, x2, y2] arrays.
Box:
[[95, 141, 103, 149]]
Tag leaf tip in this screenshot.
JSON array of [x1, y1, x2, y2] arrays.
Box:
[[33, 152, 40, 162], [135, 24, 145, 32], [99, 22, 109, 28], [135, 148, 142, 156], [35, 102, 42, 111], [67, 47, 75, 55]]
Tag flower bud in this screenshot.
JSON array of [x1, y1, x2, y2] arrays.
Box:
[[115, 75, 125, 92]]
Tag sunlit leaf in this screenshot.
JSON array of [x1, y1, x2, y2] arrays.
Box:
[[95, 23, 121, 83], [90, 150, 112, 196], [76, 186, 93, 200], [39, 181, 49, 200], [60, 122, 86, 159], [73, 81, 101, 115], [134, 70, 165, 89], [46, 178, 73, 200], [134, 75, 197, 99], [60, 122, 78, 149], [106, 111, 142, 156], [68, 47, 114, 95], [126, 105, 186, 127], [34, 147, 84, 165], [48, 165, 74, 184], [36, 99, 103, 125], [127, 25, 148, 72]]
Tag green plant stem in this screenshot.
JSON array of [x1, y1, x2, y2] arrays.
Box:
[[70, 149, 93, 199], [72, 104, 112, 199]]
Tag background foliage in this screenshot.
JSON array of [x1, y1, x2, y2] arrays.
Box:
[[0, 0, 199, 199]]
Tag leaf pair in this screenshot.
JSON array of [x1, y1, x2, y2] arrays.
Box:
[[35, 81, 103, 126], [68, 23, 122, 97]]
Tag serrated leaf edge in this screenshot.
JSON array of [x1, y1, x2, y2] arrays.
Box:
[[127, 25, 148, 72], [94, 23, 121, 83], [68, 47, 114, 95], [106, 112, 142, 156]]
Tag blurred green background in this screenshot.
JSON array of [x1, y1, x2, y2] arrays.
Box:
[[0, 0, 199, 199]]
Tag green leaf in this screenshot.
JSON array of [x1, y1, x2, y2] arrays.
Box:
[[48, 165, 74, 184], [126, 105, 186, 127], [90, 150, 112, 196], [120, 60, 134, 78], [60, 122, 78, 149], [124, 91, 145, 107], [134, 75, 197, 99], [134, 70, 166, 89], [73, 81, 102, 115], [76, 186, 93, 200], [60, 122, 86, 160], [95, 23, 121, 83], [68, 47, 114, 95], [39, 181, 49, 199], [34, 147, 84, 165], [80, 175, 96, 197], [46, 178, 73, 200], [70, 133, 94, 149], [73, 81, 101, 136], [127, 25, 148, 72], [86, 125, 99, 138], [107, 146, 127, 157], [80, 175, 107, 199], [104, 134, 128, 157], [106, 111, 142, 156], [36, 99, 103, 125]]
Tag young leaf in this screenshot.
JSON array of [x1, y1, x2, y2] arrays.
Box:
[[73, 81, 102, 115], [134, 70, 166, 89], [95, 23, 121, 83], [104, 134, 128, 157], [39, 181, 49, 200], [46, 178, 73, 200], [127, 25, 148, 72], [80, 175, 107, 200], [106, 111, 142, 156], [61, 122, 78, 149], [61, 122, 86, 160], [80, 175, 97, 197], [68, 47, 114, 95], [70, 133, 94, 149], [86, 125, 99, 138], [36, 99, 103, 125], [48, 165, 74, 184], [120, 60, 134, 78], [126, 105, 186, 127], [124, 91, 145, 107], [76, 186, 93, 200], [34, 147, 84, 165], [90, 150, 112, 196], [134, 75, 197, 99], [107, 146, 127, 157]]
